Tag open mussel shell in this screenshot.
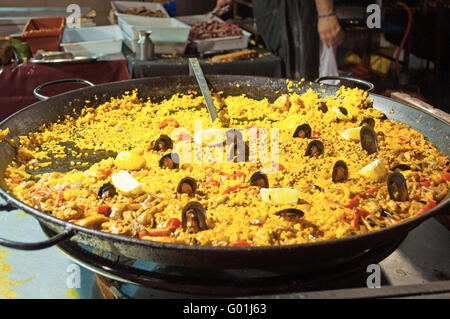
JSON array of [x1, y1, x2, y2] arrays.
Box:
[[182, 201, 208, 232], [387, 172, 409, 202], [360, 126, 379, 155], [153, 134, 173, 152], [332, 160, 349, 183], [98, 182, 117, 199], [226, 129, 244, 145], [159, 153, 180, 169], [391, 164, 412, 172], [293, 124, 312, 138], [305, 140, 324, 157], [227, 141, 249, 162], [250, 172, 269, 188], [275, 208, 305, 217], [359, 118, 375, 129], [177, 177, 197, 195]]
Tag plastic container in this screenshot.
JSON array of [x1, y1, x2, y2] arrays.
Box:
[[117, 14, 190, 54], [111, 1, 169, 19], [176, 15, 250, 53], [21, 17, 65, 54], [60, 25, 123, 56]]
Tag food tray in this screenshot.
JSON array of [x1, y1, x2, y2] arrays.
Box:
[[21, 17, 65, 54], [111, 1, 169, 19], [60, 25, 123, 56], [117, 14, 190, 54], [176, 15, 250, 53]]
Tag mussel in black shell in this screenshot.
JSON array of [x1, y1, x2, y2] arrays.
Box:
[[177, 177, 197, 196], [159, 153, 180, 169], [332, 160, 349, 183], [98, 182, 117, 199], [182, 201, 208, 233], [387, 172, 409, 202], [305, 140, 324, 157], [360, 126, 379, 155], [153, 134, 173, 152], [250, 172, 269, 188], [275, 208, 305, 218], [359, 118, 375, 129], [293, 124, 312, 138]]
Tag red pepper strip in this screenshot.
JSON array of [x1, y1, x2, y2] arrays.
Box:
[[99, 168, 112, 177], [54, 189, 63, 208], [359, 187, 378, 198], [353, 214, 360, 228], [440, 173, 450, 182], [231, 240, 252, 247], [221, 172, 247, 181], [352, 208, 371, 229], [223, 185, 252, 194], [445, 165, 450, 173], [166, 218, 181, 231], [354, 208, 370, 218], [344, 196, 360, 208], [97, 205, 110, 215], [416, 199, 437, 216]]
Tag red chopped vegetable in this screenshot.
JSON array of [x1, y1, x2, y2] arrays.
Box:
[[97, 205, 110, 215], [166, 218, 181, 231], [312, 131, 321, 138], [440, 173, 450, 182], [344, 197, 360, 208], [354, 207, 370, 218], [223, 185, 252, 194], [158, 118, 179, 129], [231, 240, 252, 247], [99, 168, 112, 177], [416, 199, 437, 215], [420, 178, 431, 187], [359, 187, 378, 198], [445, 165, 450, 173]]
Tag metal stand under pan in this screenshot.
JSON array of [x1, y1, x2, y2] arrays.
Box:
[[41, 224, 406, 297]]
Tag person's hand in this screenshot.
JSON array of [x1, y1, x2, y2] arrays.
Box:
[[214, 0, 232, 15], [318, 15, 344, 48]]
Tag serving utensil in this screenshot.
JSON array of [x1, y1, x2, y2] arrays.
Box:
[[188, 57, 219, 123]]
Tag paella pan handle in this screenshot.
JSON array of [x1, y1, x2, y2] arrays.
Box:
[[0, 228, 75, 250], [0, 194, 75, 250], [33, 78, 95, 101], [315, 76, 375, 92]]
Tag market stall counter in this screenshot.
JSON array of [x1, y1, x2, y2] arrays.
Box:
[[125, 47, 283, 79]]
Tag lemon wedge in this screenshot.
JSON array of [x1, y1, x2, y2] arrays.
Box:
[[358, 158, 388, 180], [340, 127, 361, 141], [111, 170, 144, 195], [115, 151, 146, 171], [260, 188, 300, 205]]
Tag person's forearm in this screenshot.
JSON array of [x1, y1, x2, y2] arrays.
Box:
[[315, 0, 334, 15]]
